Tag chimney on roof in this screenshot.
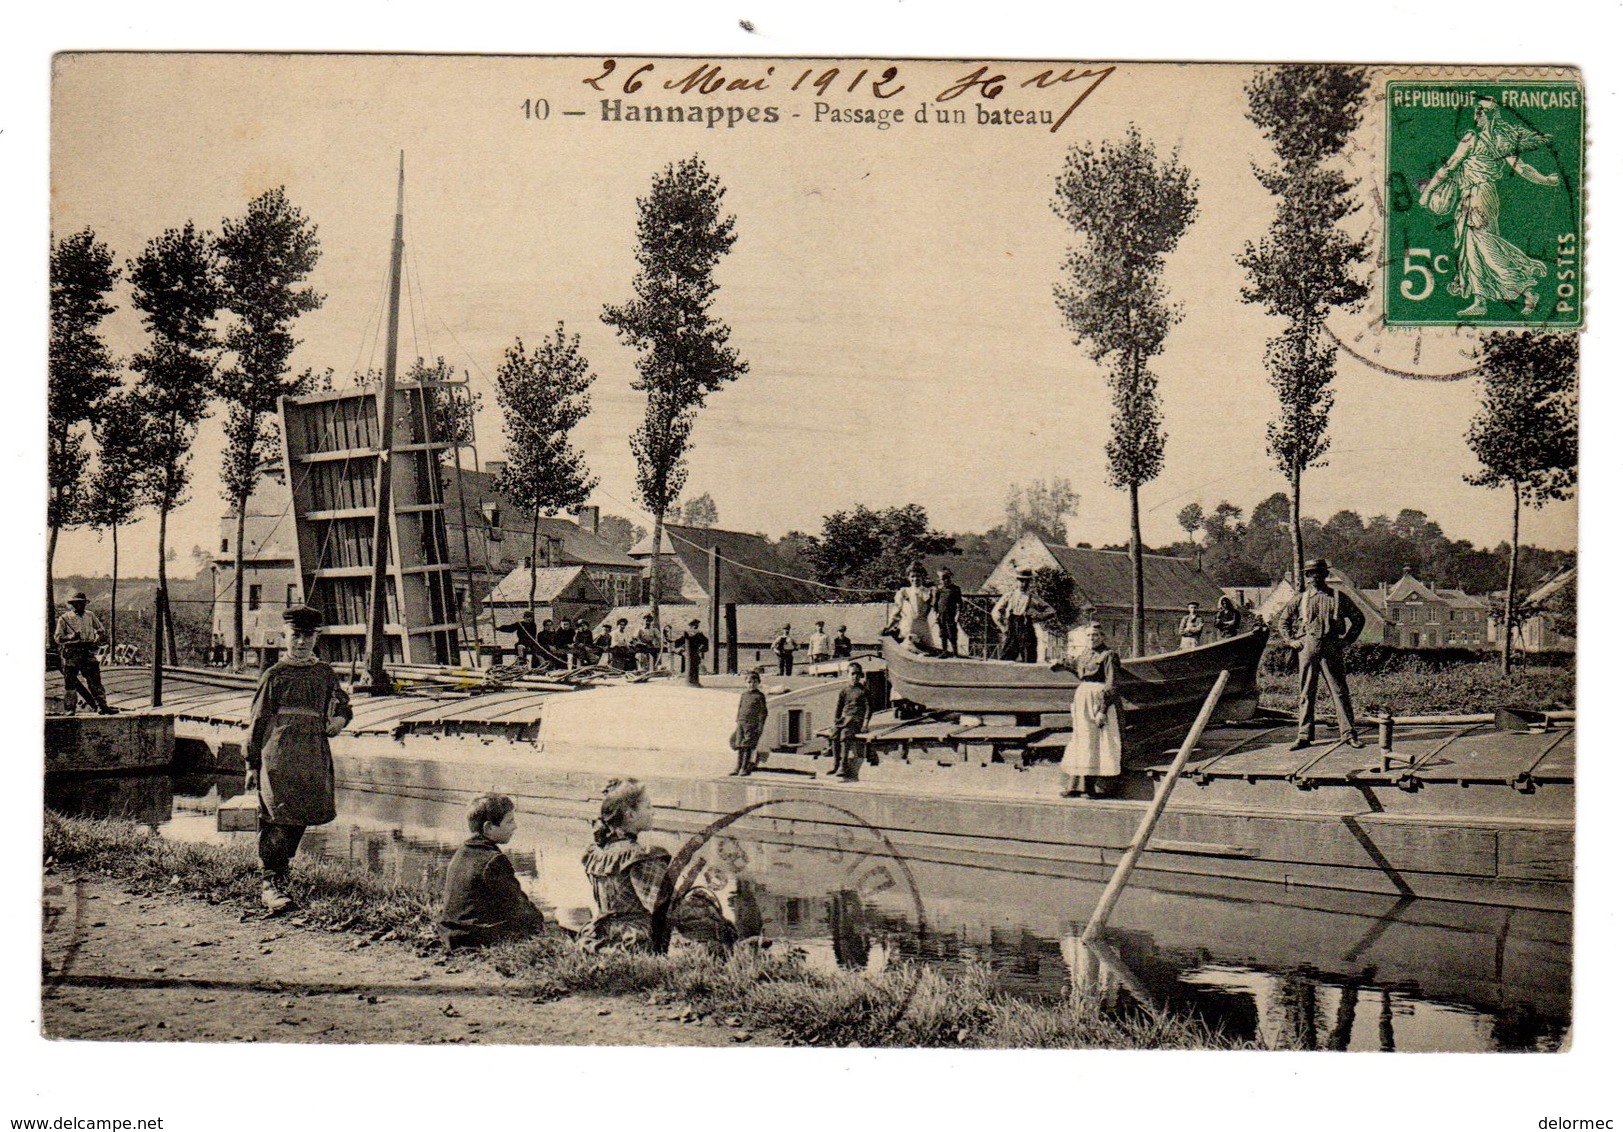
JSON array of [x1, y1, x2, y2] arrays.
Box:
[[484, 460, 507, 478], [576, 505, 600, 534]]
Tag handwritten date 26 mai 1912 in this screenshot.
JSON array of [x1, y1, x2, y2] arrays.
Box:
[[579, 59, 1116, 134]]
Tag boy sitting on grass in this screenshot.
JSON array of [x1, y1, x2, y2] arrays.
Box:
[[438, 793, 551, 949]]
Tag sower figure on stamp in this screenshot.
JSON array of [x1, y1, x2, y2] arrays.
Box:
[[54, 591, 115, 715], [828, 662, 872, 781], [1421, 97, 1559, 319], [244, 605, 352, 913], [1282, 559, 1365, 751]]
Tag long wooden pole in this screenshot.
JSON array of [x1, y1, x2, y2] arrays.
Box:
[[709, 545, 722, 675], [1080, 669, 1229, 942], [447, 390, 479, 664], [149, 589, 165, 707], [364, 153, 406, 693]]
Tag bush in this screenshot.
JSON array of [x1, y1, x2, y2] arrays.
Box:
[[1258, 661, 1574, 716], [1261, 640, 1501, 677]]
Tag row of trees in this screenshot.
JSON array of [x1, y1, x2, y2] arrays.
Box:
[[53, 154, 749, 662], [495, 155, 748, 624], [763, 491, 1568, 610], [49, 190, 326, 666], [1049, 65, 1576, 668], [1168, 495, 1569, 595]]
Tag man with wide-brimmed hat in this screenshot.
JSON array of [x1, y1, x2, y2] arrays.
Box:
[[54, 591, 115, 715], [244, 605, 353, 912], [1281, 559, 1365, 751], [992, 568, 1055, 663]]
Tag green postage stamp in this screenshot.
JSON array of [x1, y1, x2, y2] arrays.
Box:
[[1385, 79, 1584, 328]]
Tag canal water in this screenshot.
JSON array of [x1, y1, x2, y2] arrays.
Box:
[[46, 771, 1571, 1052]]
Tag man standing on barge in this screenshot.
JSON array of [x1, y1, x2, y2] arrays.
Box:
[[992, 569, 1054, 663], [1283, 559, 1365, 751]]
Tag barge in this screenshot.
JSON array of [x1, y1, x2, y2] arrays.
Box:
[[48, 664, 1574, 913]]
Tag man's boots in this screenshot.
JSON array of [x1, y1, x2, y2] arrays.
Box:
[[261, 879, 294, 914]]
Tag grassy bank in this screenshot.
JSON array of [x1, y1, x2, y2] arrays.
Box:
[[45, 813, 1263, 1050], [1258, 661, 1574, 717]]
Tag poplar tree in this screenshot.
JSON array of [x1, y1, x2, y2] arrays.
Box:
[[1238, 65, 1370, 591], [1177, 502, 1206, 568], [1464, 331, 1577, 674], [1054, 127, 1198, 656], [215, 188, 324, 669], [128, 221, 223, 663], [493, 325, 599, 617], [680, 492, 719, 528], [48, 229, 121, 627], [604, 156, 748, 626]]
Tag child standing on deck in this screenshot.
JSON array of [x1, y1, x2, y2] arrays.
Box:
[[438, 793, 550, 949], [730, 670, 768, 775]]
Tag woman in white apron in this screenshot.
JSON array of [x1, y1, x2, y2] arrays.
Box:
[[1052, 623, 1122, 798]]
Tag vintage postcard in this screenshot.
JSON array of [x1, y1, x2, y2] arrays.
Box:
[[42, 50, 1585, 1085]]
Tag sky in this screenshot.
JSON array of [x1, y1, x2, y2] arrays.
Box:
[[50, 54, 1578, 582]]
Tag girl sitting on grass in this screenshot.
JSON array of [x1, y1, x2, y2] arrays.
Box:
[[578, 778, 737, 954]]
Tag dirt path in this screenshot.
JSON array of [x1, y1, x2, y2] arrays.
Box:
[[41, 871, 765, 1046]]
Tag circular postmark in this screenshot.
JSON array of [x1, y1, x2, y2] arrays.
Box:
[[651, 798, 929, 1031]]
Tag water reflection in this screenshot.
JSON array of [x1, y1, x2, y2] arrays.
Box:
[[45, 774, 1570, 1052]]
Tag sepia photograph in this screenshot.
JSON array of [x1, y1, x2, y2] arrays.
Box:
[[12, 4, 1621, 1128]]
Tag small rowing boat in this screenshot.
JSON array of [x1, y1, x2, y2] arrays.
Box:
[[882, 628, 1270, 746]]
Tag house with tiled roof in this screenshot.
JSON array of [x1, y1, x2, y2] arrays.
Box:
[[479, 564, 612, 651], [987, 533, 1226, 656], [1374, 570, 1491, 648], [212, 461, 643, 664], [1519, 566, 1575, 654], [628, 524, 827, 605]]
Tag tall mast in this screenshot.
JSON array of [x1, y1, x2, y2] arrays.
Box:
[[363, 152, 406, 693]]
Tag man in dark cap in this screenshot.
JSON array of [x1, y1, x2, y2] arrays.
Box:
[[771, 623, 798, 677], [495, 610, 542, 668], [54, 591, 115, 715], [1281, 559, 1365, 751], [244, 605, 353, 912], [675, 617, 709, 686]]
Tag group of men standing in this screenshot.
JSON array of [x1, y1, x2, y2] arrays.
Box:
[[768, 621, 854, 676]]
